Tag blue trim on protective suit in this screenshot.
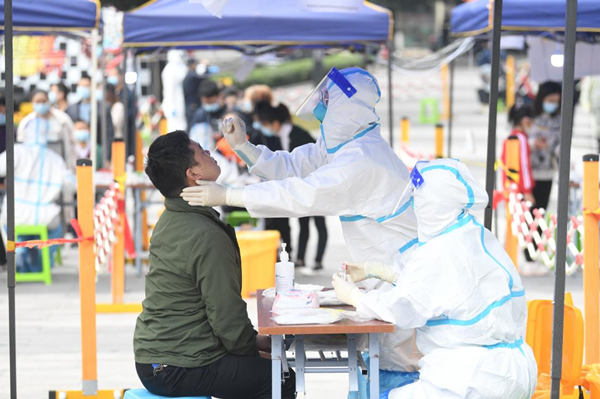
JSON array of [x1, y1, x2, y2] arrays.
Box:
[[425, 216, 525, 327], [15, 177, 62, 188], [321, 123, 378, 154], [420, 164, 475, 208], [16, 199, 53, 206], [399, 238, 419, 254], [340, 215, 367, 222], [484, 337, 525, 355], [376, 197, 413, 223], [34, 120, 49, 225]]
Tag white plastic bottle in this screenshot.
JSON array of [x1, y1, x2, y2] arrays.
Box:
[[275, 243, 295, 293]]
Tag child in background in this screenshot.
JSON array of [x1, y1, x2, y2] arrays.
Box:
[[74, 119, 101, 166], [501, 105, 535, 205]]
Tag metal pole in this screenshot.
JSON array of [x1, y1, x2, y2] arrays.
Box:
[[90, 28, 99, 172], [100, 26, 108, 168], [550, 1, 578, 397], [448, 58, 455, 158], [483, 0, 503, 230], [4, 0, 17, 397], [123, 49, 130, 158], [387, 41, 394, 149]]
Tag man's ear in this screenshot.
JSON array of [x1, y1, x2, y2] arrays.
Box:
[[186, 167, 200, 182]]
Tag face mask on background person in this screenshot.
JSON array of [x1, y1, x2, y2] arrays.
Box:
[[0, 113, 5, 126], [252, 121, 262, 131], [77, 86, 91, 100], [96, 89, 104, 102], [241, 99, 253, 113], [260, 124, 276, 137], [202, 103, 220, 113], [34, 102, 51, 115], [75, 129, 91, 143], [543, 101, 559, 115], [106, 76, 119, 86], [48, 91, 57, 105]]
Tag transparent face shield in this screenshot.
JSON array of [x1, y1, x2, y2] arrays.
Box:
[[384, 165, 426, 222], [295, 67, 357, 120]]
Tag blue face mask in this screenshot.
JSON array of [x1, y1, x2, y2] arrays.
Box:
[[543, 101, 559, 115], [252, 121, 262, 131], [106, 76, 119, 86], [75, 129, 90, 143], [77, 86, 91, 100], [260, 125, 276, 137], [202, 102, 220, 113], [313, 101, 327, 123], [96, 89, 103, 102], [34, 102, 51, 115], [0, 113, 5, 126], [48, 91, 57, 105]]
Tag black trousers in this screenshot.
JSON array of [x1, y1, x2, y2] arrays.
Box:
[[533, 179, 553, 211], [136, 355, 296, 399], [296, 217, 328, 263], [265, 218, 291, 256]]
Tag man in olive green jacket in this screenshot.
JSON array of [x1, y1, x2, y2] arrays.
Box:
[[134, 131, 295, 399]]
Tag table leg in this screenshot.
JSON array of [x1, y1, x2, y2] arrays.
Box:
[[272, 335, 283, 399], [295, 335, 305, 395], [134, 187, 142, 275], [348, 334, 359, 397], [369, 333, 380, 399]]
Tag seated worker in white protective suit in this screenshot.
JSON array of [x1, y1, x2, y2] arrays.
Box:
[[181, 67, 422, 379], [0, 138, 73, 273], [332, 158, 538, 399]]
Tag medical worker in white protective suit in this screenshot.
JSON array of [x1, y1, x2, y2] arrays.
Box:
[[182, 67, 422, 375], [332, 158, 538, 399]]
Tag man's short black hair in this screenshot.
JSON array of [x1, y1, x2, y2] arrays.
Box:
[[145, 131, 197, 198], [199, 81, 220, 99]]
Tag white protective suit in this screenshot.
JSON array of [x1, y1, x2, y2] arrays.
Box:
[[0, 143, 71, 230], [161, 50, 188, 132], [17, 108, 76, 170], [241, 68, 421, 371], [355, 159, 537, 399]]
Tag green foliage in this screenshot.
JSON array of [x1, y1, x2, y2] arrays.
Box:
[[214, 52, 366, 90]]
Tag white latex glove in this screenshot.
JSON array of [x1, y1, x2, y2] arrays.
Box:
[[221, 116, 261, 166], [181, 180, 244, 207], [344, 261, 396, 284], [332, 273, 364, 308]]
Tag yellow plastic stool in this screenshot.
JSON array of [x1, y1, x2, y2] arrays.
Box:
[[236, 230, 280, 298], [15, 225, 53, 285]]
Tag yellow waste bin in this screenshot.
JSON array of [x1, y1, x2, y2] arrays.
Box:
[[236, 230, 280, 298]]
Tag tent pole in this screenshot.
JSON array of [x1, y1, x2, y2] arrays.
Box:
[[387, 41, 394, 149], [550, 0, 578, 398], [483, 0, 503, 230], [4, 0, 17, 397], [448, 58, 455, 158], [90, 28, 99, 175], [100, 25, 108, 168], [123, 49, 129, 157]]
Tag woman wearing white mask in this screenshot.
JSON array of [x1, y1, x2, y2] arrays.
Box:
[[530, 81, 562, 211], [17, 89, 76, 170], [49, 82, 70, 113], [73, 119, 101, 166]]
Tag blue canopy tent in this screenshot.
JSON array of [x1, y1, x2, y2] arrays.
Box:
[[122, 0, 396, 147], [0, 0, 99, 33], [451, 1, 591, 398], [451, 0, 600, 37], [123, 0, 392, 50], [1, 1, 99, 398]]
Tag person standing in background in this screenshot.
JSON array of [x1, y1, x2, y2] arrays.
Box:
[[18, 89, 76, 170], [66, 76, 114, 159], [183, 58, 207, 129], [530, 81, 562, 212], [254, 101, 328, 273], [105, 83, 125, 140], [107, 68, 137, 157], [49, 82, 70, 113]]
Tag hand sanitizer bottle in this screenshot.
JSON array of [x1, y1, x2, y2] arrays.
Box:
[[275, 243, 295, 293]]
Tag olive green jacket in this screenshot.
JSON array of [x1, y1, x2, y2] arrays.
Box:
[[133, 197, 257, 367]]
